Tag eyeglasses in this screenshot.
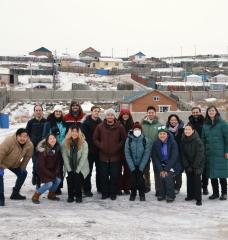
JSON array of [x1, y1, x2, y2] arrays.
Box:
[[158, 126, 166, 130]]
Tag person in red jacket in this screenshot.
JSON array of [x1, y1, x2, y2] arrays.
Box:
[[31, 134, 62, 204], [93, 108, 126, 200], [64, 101, 86, 129]]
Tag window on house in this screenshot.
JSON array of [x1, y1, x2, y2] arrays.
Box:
[[153, 96, 160, 101], [159, 105, 170, 112]]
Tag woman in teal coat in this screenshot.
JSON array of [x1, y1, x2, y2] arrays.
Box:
[[202, 105, 228, 200]]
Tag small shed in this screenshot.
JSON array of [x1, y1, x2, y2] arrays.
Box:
[[213, 74, 228, 82], [186, 74, 202, 83]]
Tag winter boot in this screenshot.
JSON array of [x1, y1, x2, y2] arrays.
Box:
[[10, 188, 26, 200], [32, 192, 41, 204], [0, 193, 5, 206], [47, 191, 60, 201], [209, 194, 219, 200], [75, 197, 82, 203], [220, 194, 227, 200]]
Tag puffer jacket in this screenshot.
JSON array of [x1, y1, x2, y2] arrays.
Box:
[[125, 131, 150, 172]]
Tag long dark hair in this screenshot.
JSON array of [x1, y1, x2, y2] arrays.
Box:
[[205, 105, 220, 123]]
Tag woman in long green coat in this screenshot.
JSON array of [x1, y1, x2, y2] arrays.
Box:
[[202, 105, 228, 200]]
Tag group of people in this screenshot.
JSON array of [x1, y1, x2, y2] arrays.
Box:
[[0, 100, 228, 207]]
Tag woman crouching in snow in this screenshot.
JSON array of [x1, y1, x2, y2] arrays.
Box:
[[61, 125, 89, 203], [32, 134, 62, 204]]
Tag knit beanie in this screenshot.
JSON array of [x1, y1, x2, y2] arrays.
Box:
[[132, 121, 142, 130], [53, 105, 63, 112], [104, 108, 116, 117], [158, 126, 169, 134]]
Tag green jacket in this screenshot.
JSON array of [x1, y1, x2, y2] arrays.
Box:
[[61, 140, 90, 179], [141, 117, 161, 146], [202, 116, 228, 178]]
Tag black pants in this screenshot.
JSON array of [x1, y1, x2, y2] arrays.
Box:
[[84, 153, 100, 192], [99, 161, 121, 196], [174, 173, 182, 191], [211, 178, 227, 195], [158, 172, 175, 199], [56, 157, 64, 192], [144, 161, 151, 189], [186, 173, 202, 201], [130, 170, 145, 197], [66, 172, 83, 199], [201, 168, 208, 190]]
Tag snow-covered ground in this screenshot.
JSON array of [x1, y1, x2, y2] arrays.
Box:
[[0, 125, 228, 240]]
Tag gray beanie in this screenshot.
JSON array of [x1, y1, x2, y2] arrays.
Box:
[[104, 108, 116, 117]]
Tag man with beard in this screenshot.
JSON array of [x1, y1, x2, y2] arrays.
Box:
[[64, 101, 86, 129], [93, 108, 126, 200], [26, 104, 46, 188], [188, 107, 208, 195], [81, 106, 102, 196]]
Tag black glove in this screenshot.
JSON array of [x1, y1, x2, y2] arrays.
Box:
[[51, 126, 60, 136], [193, 168, 202, 175], [185, 167, 193, 174]]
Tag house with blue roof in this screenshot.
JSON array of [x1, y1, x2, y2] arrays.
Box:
[[129, 51, 146, 63], [29, 47, 53, 59], [120, 90, 177, 112]]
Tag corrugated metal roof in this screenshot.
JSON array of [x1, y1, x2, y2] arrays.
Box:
[[122, 91, 148, 103]]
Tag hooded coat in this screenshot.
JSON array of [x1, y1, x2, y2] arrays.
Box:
[[36, 139, 62, 183], [202, 116, 228, 178], [125, 131, 150, 172], [0, 134, 33, 169]]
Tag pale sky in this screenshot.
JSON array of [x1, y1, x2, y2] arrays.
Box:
[[0, 0, 228, 58]]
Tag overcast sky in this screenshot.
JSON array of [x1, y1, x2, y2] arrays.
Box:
[[0, 0, 228, 58]]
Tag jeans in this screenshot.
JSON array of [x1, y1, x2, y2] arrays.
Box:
[[37, 178, 61, 195], [0, 167, 27, 194]]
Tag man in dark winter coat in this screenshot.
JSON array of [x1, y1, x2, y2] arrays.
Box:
[[81, 106, 102, 196], [26, 104, 46, 188], [188, 107, 208, 195], [93, 108, 126, 200], [0, 128, 33, 206]]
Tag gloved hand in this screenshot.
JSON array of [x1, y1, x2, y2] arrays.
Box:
[[185, 167, 193, 174], [193, 168, 202, 175], [0, 167, 4, 177], [51, 126, 60, 136]]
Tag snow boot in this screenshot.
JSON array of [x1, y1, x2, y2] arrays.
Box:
[[10, 188, 26, 200], [32, 192, 41, 204], [47, 191, 60, 201]]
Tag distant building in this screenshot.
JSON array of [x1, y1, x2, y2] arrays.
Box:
[[29, 47, 53, 59], [79, 47, 101, 60], [129, 52, 146, 63], [212, 74, 228, 82], [185, 74, 202, 83], [0, 68, 18, 86], [90, 57, 124, 70], [120, 90, 177, 112]]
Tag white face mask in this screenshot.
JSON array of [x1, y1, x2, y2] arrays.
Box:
[[133, 129, 141, 137]]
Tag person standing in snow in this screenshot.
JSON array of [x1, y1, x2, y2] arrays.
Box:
[[64, 101, 86, 129], [26, 104, 47, 189], [43, 105, 67, 195], [117, 109, 134, 195], [188, 106, 208, 195], [0, 128, 33, 206], [81, 106, 102, 196], [93, 108, 126, 200], [202, 105, 228, 201], [152, 127, 181, 203], [181, 123, 205, 206], [61, 125, 89, 203], [32, 134, 62, 204], [166, 114, 184, 194], [141, 106, 161, 194], [125, 122, 150, 201]]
